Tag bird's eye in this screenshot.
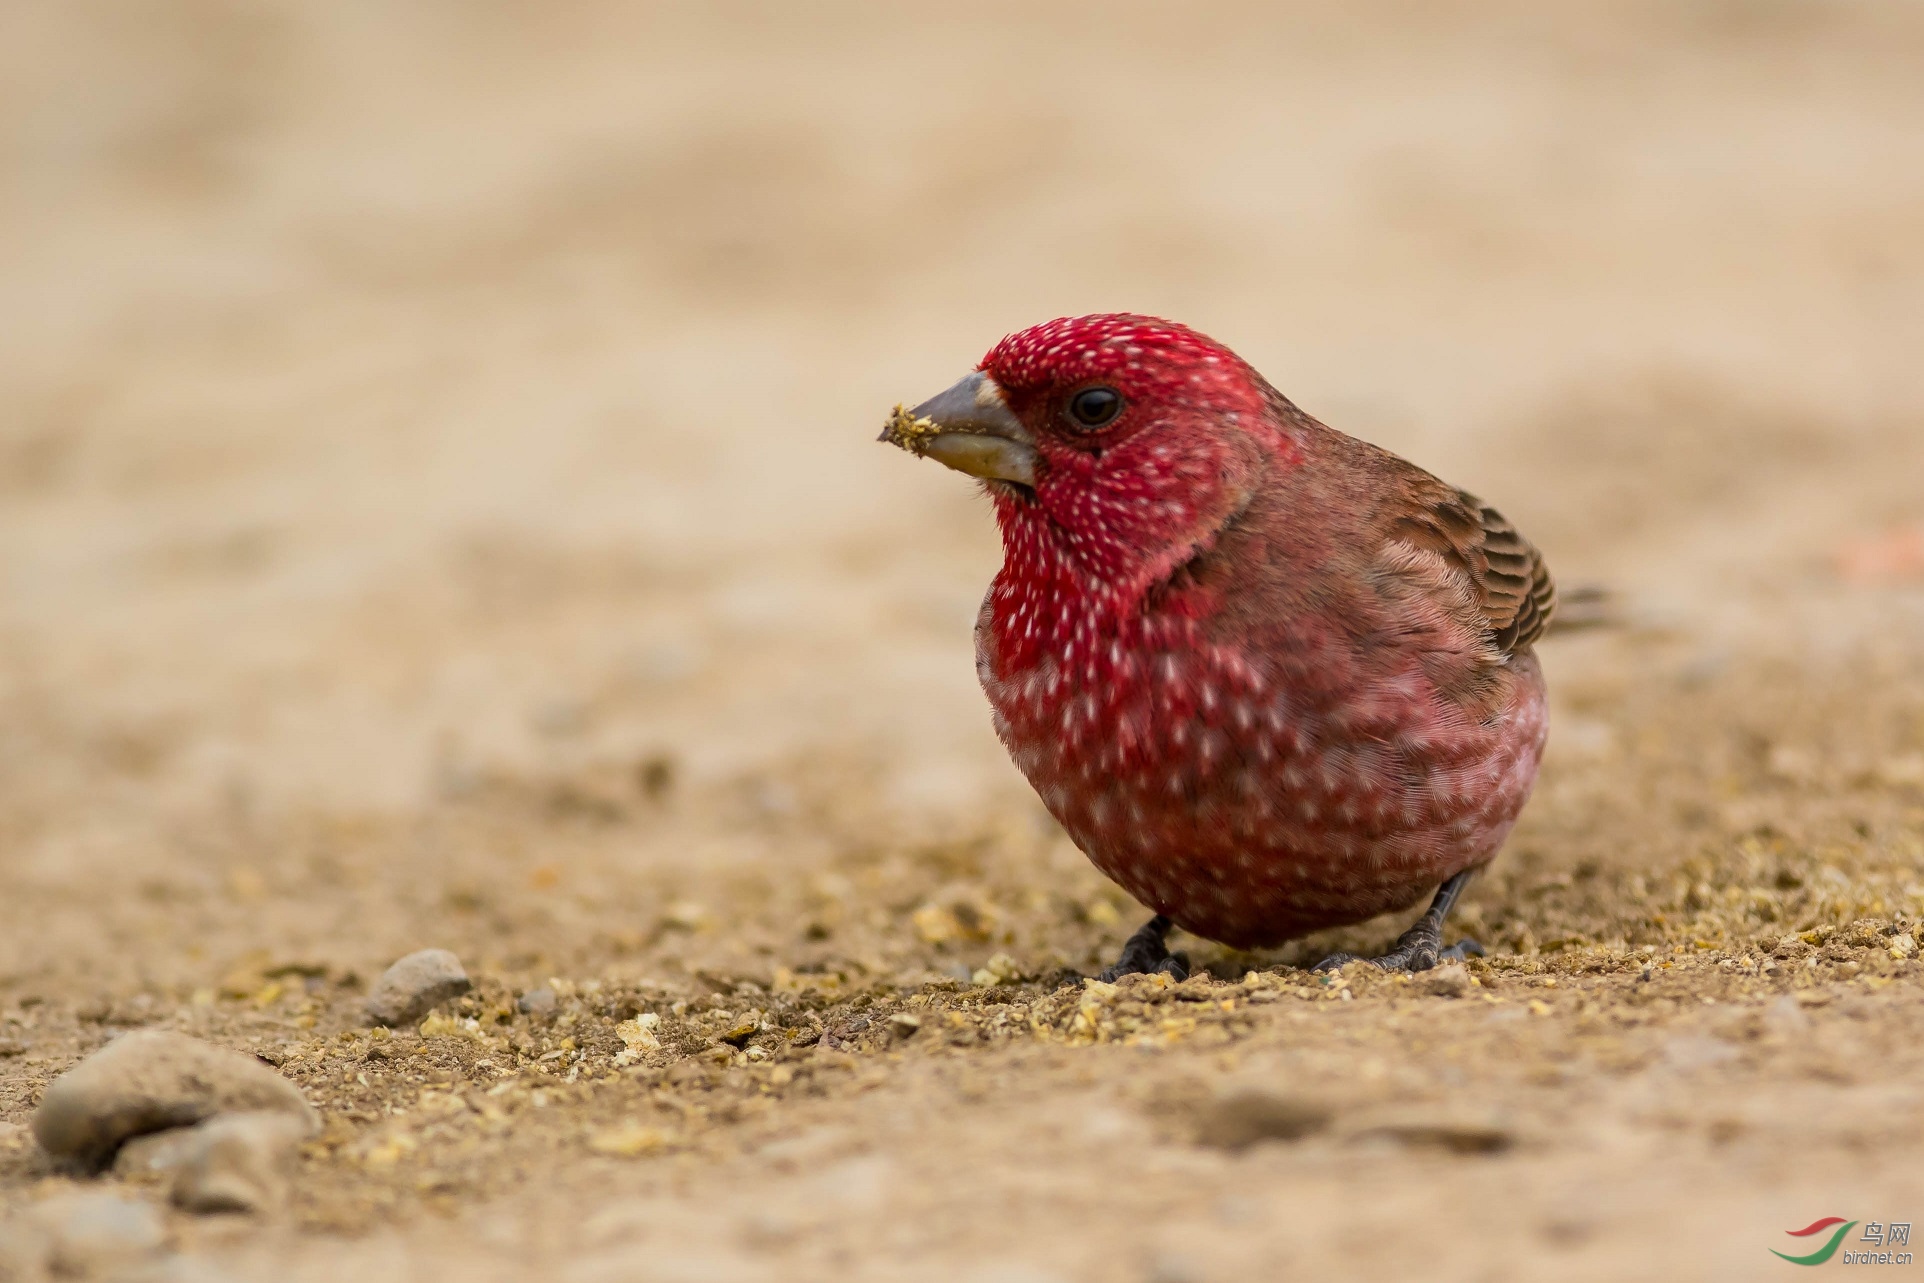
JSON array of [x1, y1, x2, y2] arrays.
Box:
[[1066, 386, 1123, 430]]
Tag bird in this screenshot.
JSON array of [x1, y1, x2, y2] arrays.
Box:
[[879, 314, 1554, 979]]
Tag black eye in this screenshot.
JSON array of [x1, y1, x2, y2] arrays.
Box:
[[1067, 386, 1123, 429]]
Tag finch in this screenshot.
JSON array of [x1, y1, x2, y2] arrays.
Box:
[[881, 314, 1553, 977]]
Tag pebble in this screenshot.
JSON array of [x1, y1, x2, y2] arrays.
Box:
[[1424, 962, 1472, 997], [1192, 1089, 1332, 1151], [886, 1013, 922, 1041], [516, 986, 558, 1018], [30, 1192, 167, 1278], [364, 949, 471, 1027], [169, 1111, 309, 1214], [31, 1031, 318, 1169], [115, 1127, 207, 1177]]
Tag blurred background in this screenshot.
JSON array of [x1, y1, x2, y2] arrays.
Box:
[[4, 0, 1920, 825], [3, 2, 1923, 1279]]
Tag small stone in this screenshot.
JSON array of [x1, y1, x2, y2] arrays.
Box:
[[1115, 971, 1175, 998], [1192, 1090, 1332, 1151], [0, 1038, 26, 1058], [363, 949, 471, 1027], [169, 1112, 309, 1215], [516, 986, 558, 1018], [886, 1012, 922, 1041], [613, 1015, 662, 1066], [1424, 962, 1472, 997], [658, 902, 710, 933], [115, 1127, 207, 1177], [31, 1192, 166, 1277], [418, 1011, 482, 1040], [718, 1018, 761, 1048], [31, 1031, 317, 1169], [979, 954, 1023, 984]]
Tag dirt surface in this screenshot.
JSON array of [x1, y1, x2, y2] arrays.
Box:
[[4, 3, 1924, 1280]]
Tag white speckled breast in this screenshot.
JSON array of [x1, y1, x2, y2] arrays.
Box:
[[978, 593, 1548, 949]]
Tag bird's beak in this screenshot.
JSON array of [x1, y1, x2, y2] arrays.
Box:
[[878, 371, 1037, 488]]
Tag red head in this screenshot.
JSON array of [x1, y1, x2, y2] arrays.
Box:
[[886, 314, 1300, 601]]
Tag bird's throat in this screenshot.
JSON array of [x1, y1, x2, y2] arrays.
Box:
[[987, 492, 1239, 676]]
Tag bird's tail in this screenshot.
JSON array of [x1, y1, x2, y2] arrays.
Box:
[[1544, 583, 1618, 635]]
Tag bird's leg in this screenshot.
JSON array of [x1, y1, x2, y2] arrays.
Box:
[[1313, 870, 1485, 974], [1096, 915, 1190, 983]]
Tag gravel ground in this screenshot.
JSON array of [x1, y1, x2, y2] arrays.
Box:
[[3, 3, 1924, 1280]]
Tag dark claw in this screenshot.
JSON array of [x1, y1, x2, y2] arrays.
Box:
[[1310, 871, 1485, 975], [1098, 915, 1184, 982], [1313, 929, 1445, 974]]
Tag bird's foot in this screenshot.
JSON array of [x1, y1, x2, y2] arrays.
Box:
[[1313, 927, 1484, 974], [1312, 868, 1486, 974], [1096, 914, 1190, 982]]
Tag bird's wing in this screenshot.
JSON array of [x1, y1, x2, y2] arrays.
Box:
[[1375, 483, 1557, 659]]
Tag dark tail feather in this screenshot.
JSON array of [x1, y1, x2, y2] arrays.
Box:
[[1544, 583, 1619, 635]]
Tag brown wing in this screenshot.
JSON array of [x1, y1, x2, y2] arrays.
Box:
[[1464, 496, 1557, 653], [1378, 484, 1557, 660], [1248, 388, 1556, 662]]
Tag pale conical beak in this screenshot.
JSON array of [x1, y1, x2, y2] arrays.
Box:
[[878, 371, 1037, 487]]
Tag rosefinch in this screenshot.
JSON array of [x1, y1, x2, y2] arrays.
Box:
[[881, 314, 1553, 978]]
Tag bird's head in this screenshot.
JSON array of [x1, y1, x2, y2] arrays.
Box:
[[882, 314, 1301, 592]]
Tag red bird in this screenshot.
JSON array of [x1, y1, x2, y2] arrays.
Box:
[[881, 314, 1553, 978]]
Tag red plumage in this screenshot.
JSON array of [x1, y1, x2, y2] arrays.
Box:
[[941, 314, 1554, 951]]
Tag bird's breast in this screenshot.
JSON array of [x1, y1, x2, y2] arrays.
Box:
[[983, 615, 1350, 825], [978, 598, 1549, 946]]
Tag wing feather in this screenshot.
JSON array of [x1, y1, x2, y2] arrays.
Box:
[[1375, 485, 1556, 660]]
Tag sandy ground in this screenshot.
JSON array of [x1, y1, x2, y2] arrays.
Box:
[[4, 2, 1924, 1280]]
